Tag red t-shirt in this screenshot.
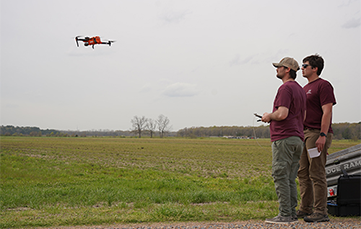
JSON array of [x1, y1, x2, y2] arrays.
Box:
[[303, 78, 336, 133], [270, 81, 307, 142]]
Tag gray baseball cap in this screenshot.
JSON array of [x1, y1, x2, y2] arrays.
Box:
[[273, 57, 300, 71]]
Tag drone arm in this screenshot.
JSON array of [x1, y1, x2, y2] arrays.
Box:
[[99, 42, 110, 46]]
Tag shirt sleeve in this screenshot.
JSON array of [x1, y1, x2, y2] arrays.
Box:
[[319, 81, 336, 106], [274, 85, 292, 109]]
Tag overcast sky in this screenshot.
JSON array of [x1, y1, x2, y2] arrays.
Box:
[[1, 0, 360, 131]]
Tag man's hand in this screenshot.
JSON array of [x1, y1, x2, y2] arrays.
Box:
[[261, 107, 289, 123], [262, 112, 272, 123], [316, 103, 333, 153], [316, 136, 326, 152]]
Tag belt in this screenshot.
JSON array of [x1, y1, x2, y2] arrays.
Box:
[[304, 127, 320, 131]]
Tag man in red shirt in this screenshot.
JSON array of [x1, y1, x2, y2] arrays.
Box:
[[262, 57, 306, 224], [297, 54, 336, 222]]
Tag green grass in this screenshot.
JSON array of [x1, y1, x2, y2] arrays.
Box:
[[0, 137, 359, 228]]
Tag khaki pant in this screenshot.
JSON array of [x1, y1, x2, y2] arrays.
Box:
[[272, 136, 303, 217], [298, 129, 333, 215]]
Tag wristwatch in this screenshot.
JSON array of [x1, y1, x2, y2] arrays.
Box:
[[320, 132, 327, 137]]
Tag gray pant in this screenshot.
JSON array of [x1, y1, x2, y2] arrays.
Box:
[[272, 136, 303, 217]]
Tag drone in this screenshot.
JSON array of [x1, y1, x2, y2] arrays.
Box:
[[75, 36, 115, 49]]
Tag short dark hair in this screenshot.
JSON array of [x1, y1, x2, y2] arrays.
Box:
[[303, 54, 324, 76], [283, 66, 297, 79], [289, 69, 297, 79]]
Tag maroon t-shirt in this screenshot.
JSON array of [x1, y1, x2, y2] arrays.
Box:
[[303, 78, 336, 133], [270, 81, 307, 142]]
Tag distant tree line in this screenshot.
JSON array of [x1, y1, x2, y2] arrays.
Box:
[[332, 122, 361, 141], [0, 125, 61, 137], [61, 129, 133, 137], [176, 122, 361, 140], [0, 125, 136, 138], [1, 122, 359, 140], [176, 125, 270, 139]]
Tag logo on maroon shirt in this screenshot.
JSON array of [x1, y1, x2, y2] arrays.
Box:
[[306, 89, 312, 95]]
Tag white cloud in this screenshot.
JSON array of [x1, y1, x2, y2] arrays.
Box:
[[159, 9, 191, 24], [139, 84, 153, 93], [229, 54, 254, 66], [342, 18, 361, 28], [162, 82, 199, 97]]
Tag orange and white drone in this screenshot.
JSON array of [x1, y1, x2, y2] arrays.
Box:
[[75, 36, 115, 49]]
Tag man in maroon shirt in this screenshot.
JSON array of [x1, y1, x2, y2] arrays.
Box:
[[261, 57, 306, 225], [297, 54, 336, 223]]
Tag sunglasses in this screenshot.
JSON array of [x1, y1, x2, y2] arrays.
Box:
[[302, 64, 310, 68]]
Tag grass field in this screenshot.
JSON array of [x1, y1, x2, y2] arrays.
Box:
[[0, 137, 359, 228]]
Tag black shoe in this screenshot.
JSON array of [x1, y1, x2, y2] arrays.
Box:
[[304, 212, 330, 223], [296, 210, 312, 218]]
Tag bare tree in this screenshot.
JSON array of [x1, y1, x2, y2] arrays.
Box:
[[131, 116, 148, 138], [146, 118, 157, 138], [156, 114, 171, 138]]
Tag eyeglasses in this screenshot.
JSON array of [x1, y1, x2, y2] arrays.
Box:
[[302, 64, 310, 68]]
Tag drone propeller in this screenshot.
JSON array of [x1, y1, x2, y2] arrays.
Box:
[[75, 36, 80, 47], [107, 40, 115, 46]]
